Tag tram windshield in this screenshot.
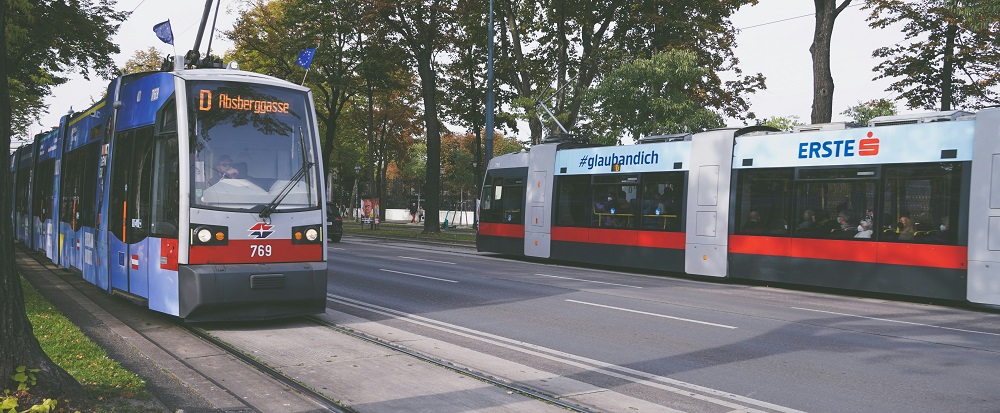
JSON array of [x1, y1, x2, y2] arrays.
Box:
[[187, 81, 320, 212]]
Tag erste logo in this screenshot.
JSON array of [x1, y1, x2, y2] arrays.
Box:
[[798, 131, 880, 159]]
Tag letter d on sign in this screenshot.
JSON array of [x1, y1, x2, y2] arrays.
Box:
[[199, 90, 212, 111]]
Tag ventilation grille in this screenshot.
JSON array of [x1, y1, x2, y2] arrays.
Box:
[[250, 274, 285, 290]]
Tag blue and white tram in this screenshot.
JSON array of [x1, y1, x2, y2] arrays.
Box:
[[478, 109, 1000, 306], [13, 58, 329, 321]]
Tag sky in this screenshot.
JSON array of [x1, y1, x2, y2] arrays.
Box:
[[24, 0, 914, 146]]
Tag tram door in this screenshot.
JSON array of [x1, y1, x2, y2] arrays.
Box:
[[524, 144, 557, 258], [108, 128, 157, 299]]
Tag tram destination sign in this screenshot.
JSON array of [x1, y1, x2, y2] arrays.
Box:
[[198, 90, 291, 115]]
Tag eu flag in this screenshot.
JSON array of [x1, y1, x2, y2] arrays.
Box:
[[296, 48, 316, 69], [153, 20, 174, 45]]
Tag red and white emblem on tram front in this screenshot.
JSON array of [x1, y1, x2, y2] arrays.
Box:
[[248, 223, 274, 239]]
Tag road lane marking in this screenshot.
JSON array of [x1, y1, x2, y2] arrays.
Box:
[[535, 273, 643, 289], [792, 307, 1000, 337], [331, 247, 345, 250], [328, 293, 800, 413], [398, 256, 457, 265], [566, 300, 737, 329], [379, 269, 458, 283]]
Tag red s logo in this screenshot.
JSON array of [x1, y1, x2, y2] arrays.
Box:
[[858, 132, 879, 156]]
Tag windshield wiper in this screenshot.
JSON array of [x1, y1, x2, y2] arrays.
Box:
[[259, 160, 314, 218]]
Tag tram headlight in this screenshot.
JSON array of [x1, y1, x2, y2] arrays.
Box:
[[191, 224, 228, 246], [291, 225, 323, 244], [197, 228, 212, 243]]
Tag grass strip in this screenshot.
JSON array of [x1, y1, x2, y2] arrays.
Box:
[[21, 276, 156, 411], [343, 224, 475, 242]]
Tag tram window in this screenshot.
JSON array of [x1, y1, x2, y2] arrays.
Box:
[[32, 161, 54, 222], [150, 136, 179, 238], [638, 172, 685, 231], [793, 177, 877, 240], [735, 168, 793, 236], [78, 143, 100, 229], [554, 175, 592, 228], [480, 175, 525, 224], [592, 174, 638, 229], [881, 162, 963, 245], [60, 144, 100, 230]]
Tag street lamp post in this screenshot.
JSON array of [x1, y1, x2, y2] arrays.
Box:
[[472, 160, 478, 229], [354, 164, 361, 223]]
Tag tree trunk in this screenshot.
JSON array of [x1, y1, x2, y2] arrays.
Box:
[[810, 0, 851, 124], [0, 0, 83, 398], [940, 22, 957, 111], [416, 45, 442, 233]]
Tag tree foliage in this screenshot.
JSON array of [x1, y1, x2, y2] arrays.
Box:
[[758, 115, 804, 132], [586, 50, 724, 145], [498, 0, 763, 144], [865, 0, 1000, 110], [5, 0, 125, 137], [122, 46, 165, 74], [841, 99, 898, 124]]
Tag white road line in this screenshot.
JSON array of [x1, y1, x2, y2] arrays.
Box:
[[379, 269, 458, 283], [535, 273, 643, 289], [566, 300, 738, 329], [398, 256, 457, 265], [328, 293, 800, 413], [792, 307, 1000, 337], [331, 247, 345, 250]]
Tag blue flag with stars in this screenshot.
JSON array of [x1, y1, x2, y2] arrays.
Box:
[[153, 20, 174, 45], [296, 48, 316, 69]]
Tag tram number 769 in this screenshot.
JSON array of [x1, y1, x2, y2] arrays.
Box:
[[251, 245, 273, 258]]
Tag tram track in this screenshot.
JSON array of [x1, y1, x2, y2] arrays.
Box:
[[181, 323, 356, 413], [303, 315, 598, 413]]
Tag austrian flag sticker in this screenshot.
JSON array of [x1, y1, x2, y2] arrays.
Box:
[[131, 254, 139, 270]]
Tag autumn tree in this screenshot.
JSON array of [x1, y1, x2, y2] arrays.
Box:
[[371, 0, 457, 233], [225, 0, 368, 185], [866, 0, 1000, 110], [2, 0, 124, 400], [122, 46, 165, 74], [841, 99, 897, 124], [811, 0, 853, 124], [586, 50, 725, 145]]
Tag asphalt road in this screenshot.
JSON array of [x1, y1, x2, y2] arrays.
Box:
[[327, 237, 1000, 413]]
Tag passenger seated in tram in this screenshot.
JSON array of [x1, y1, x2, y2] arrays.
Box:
[[854, 219, 873, 239], [741, 210, 767, 234], [837, 210, 854, 230], [897, 216, 916, 240], [836, 210, 857, 237], [797, 209, 816, 232], [594, 193, 616, 227], [814, 210, 840, 235], [641, 185, 662, 229]]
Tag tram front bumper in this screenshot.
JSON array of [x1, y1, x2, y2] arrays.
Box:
[[178, 262, 328, 322]]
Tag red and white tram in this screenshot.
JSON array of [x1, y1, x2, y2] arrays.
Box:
[[478, 109, 1000, 306]]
